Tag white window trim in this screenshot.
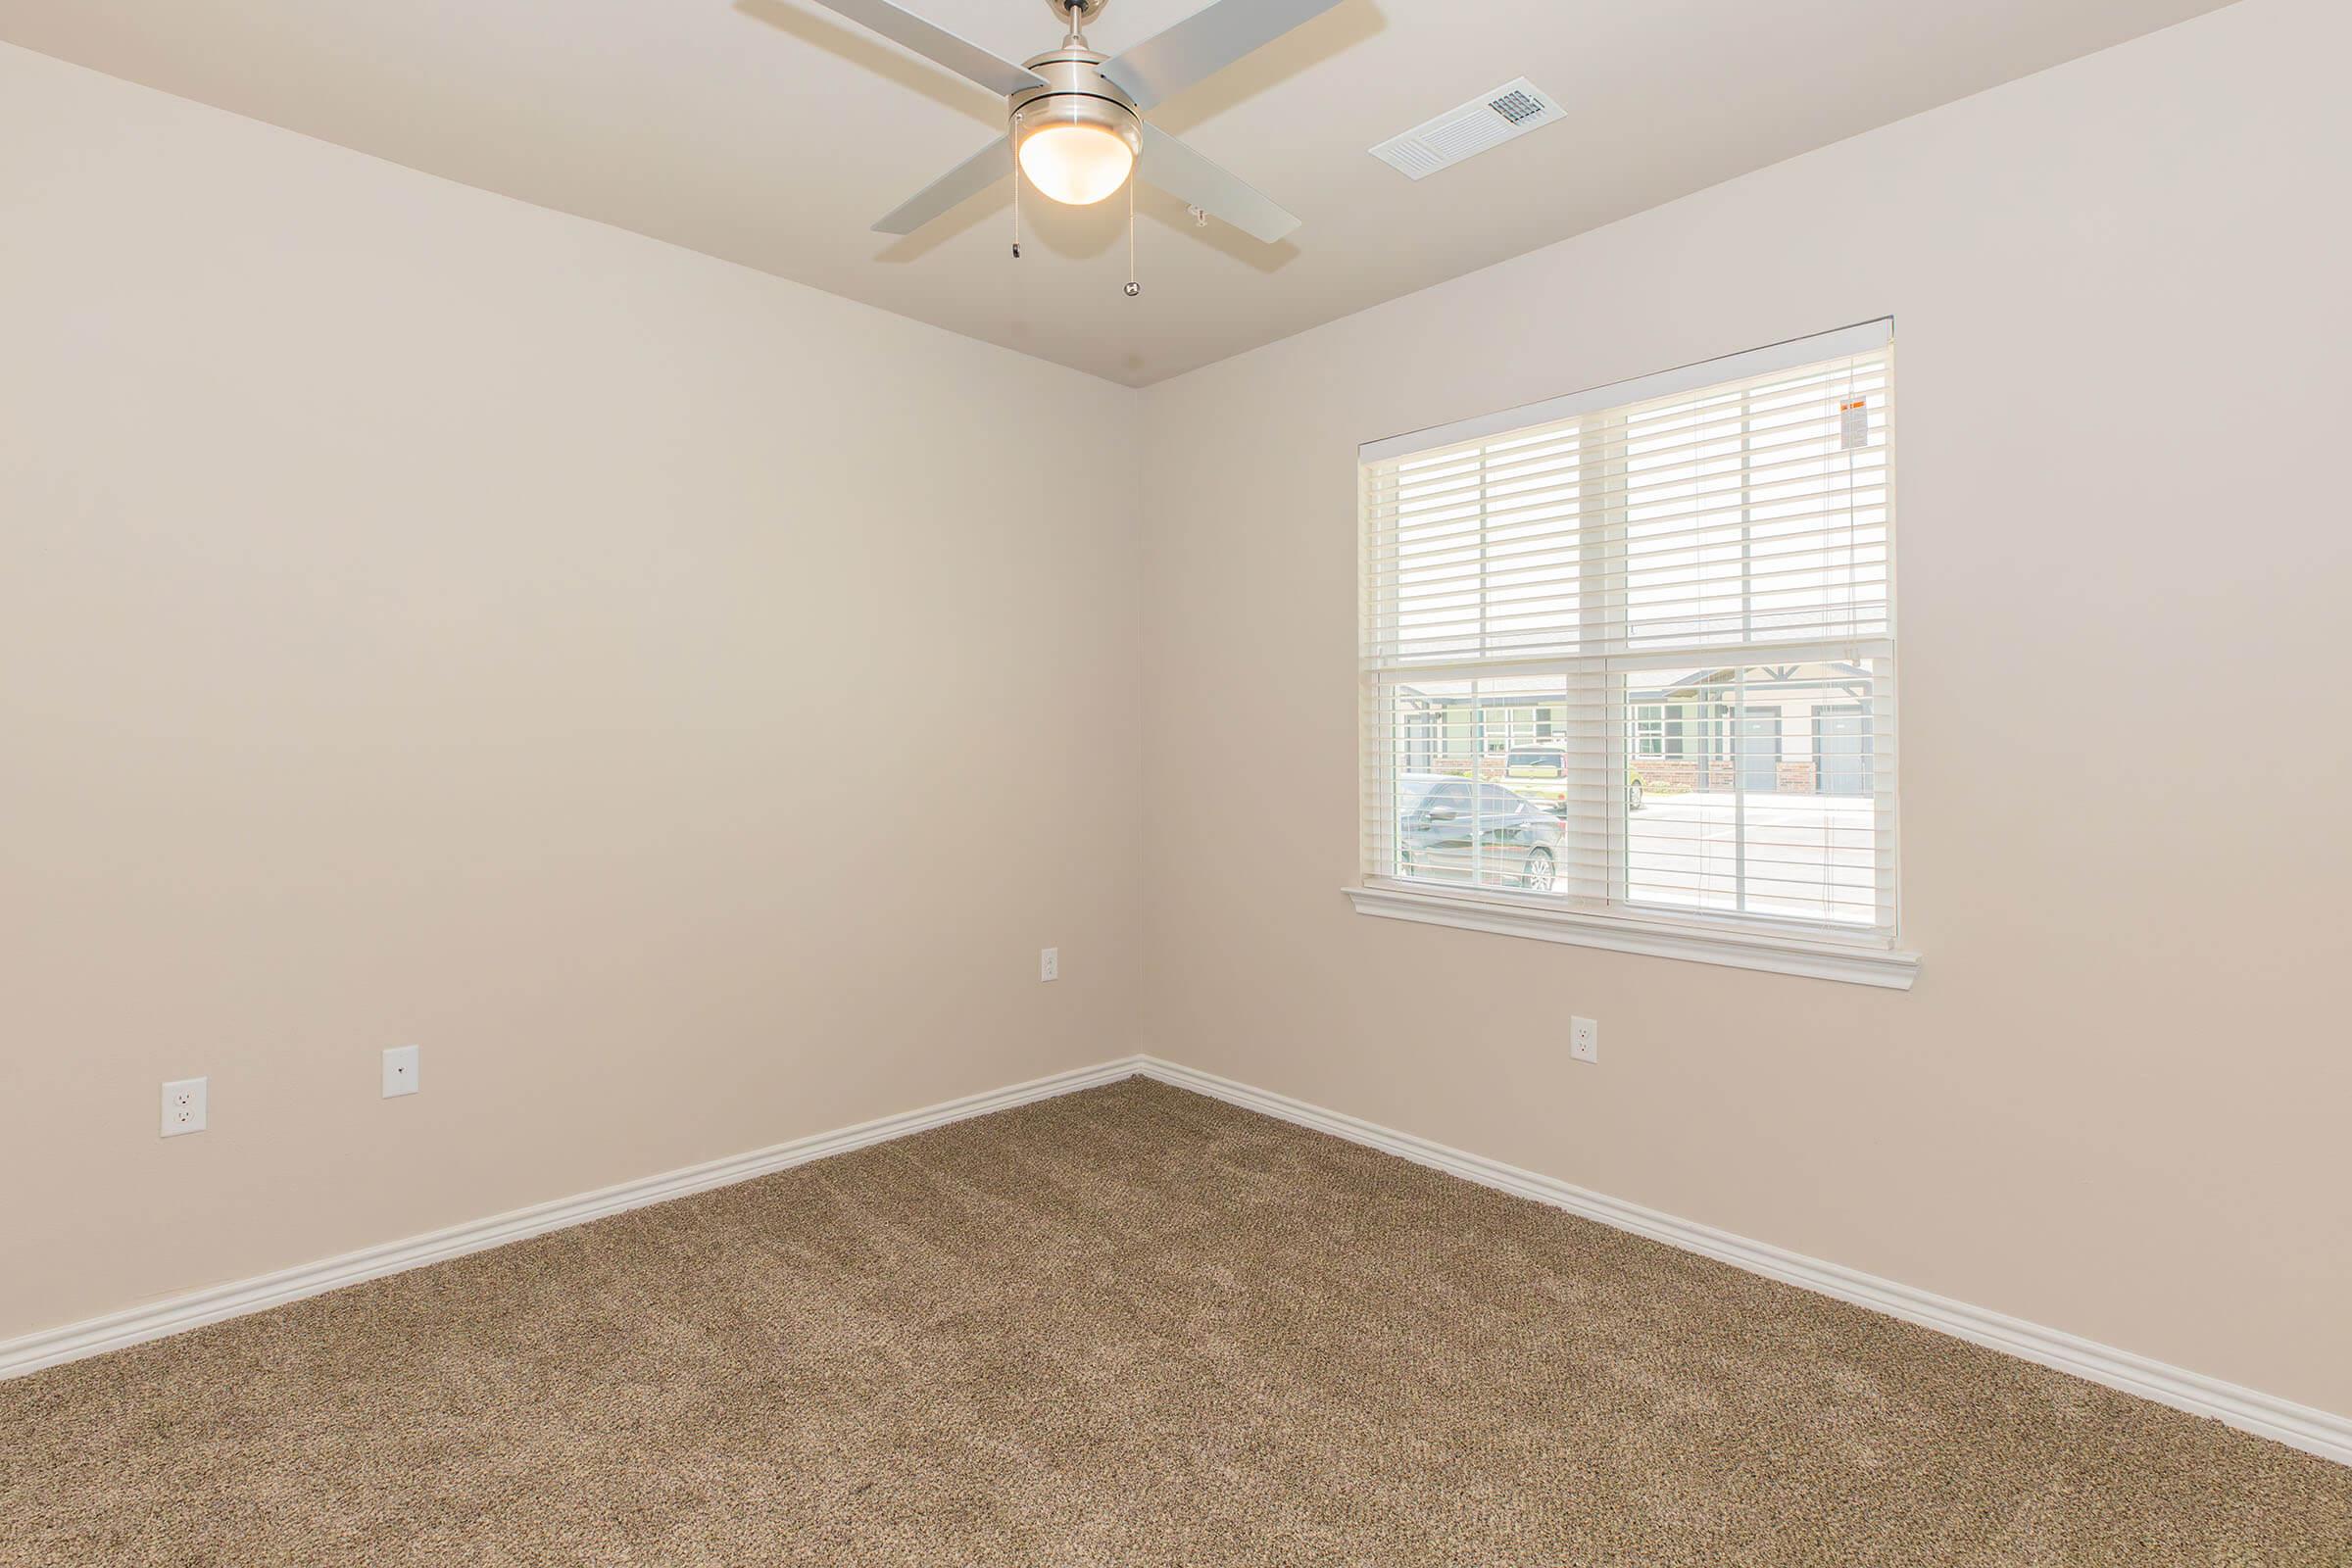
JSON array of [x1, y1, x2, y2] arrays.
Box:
[[1355, 320, 1914, 987], [1342, 881, 1921, 989], [1360, 318, 1896, 463]]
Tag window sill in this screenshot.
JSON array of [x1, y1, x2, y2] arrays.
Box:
[[1342, 882, 1921, 990]]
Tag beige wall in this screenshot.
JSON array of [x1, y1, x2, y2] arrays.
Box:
[[7, 0, 2347, 1426], [0, 45, 1141, 1341], [1137, 0, 2352, 1418]]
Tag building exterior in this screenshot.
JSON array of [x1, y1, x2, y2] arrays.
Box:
[[1391, 661, 1878, 796]]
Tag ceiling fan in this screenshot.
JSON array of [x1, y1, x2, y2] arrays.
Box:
[[802, 0, 1345, 253]]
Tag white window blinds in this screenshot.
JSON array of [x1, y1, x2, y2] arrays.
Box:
[[1360, 321, 1898, 942]]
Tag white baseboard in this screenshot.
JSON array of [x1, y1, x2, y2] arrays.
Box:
[[1133, 1055, 2352, 1468], [10, 1051, 2345, 1470], [0, 1055, 1141, 1384]]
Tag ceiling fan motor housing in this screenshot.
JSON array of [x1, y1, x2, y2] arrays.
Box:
[[1011, 46, 1142, 160]]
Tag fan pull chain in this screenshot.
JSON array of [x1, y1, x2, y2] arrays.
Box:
[[1124, 176, 1140, 298], [1010, 113, 1022, 260]]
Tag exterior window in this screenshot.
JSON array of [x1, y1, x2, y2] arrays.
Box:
[[1634, 707, 1666, 757], [1358, 322, 1902, 962]]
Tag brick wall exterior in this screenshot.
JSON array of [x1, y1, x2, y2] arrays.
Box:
[[1436, 754, 1830, 795], [1630, 757, 1820, 794]]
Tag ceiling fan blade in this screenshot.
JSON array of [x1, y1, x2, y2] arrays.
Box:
[[873, 135, 1011, 234], [1137, 123, 1300, 245], [1100, 0, 1349, 111], [801, 0, 1047, 98]]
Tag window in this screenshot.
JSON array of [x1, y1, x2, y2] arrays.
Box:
[[1478, 782, 1532, 817], [1633, 706, 1666, 757], [1353, 321, 1913, 987]]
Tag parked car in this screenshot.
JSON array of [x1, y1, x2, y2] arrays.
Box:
[[1397, 773, 1562, 893], [1500, 746, 1644, 812]]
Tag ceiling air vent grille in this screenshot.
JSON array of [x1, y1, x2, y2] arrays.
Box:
[[1371, 77, 1564, 180]]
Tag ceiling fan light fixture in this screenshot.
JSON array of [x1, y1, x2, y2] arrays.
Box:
[[1014, 102, 1140, 207], [828, 0, 1331, 246]]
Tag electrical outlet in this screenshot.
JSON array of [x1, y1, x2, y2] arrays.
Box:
[[1040, 947, 1059, 982], [1569, 1016, 1598, 1064], [381, 1045, 419, 1099], [161, 1077, 208, 1137]]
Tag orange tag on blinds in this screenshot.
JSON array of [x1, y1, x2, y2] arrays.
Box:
[[1840, 398, 1868, 451]]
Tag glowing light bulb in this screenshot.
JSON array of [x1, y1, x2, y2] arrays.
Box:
[[1018, 122, 1136, 207]]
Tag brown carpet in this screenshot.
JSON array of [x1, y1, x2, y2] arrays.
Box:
[[2, 1078, 2345, 1566]]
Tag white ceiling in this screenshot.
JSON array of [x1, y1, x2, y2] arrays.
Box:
[[0, 0, 2230, 385]]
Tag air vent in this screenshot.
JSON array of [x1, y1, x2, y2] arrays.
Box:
[[1370, 77, 1564, 180]]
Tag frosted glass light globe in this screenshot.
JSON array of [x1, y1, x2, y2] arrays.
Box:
[[1018, 122, 1136, 206]]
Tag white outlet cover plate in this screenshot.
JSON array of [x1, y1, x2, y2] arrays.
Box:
[[382, 1045, 420, 1098], [161, 1076, 208, 1137], [1040, 948, 1059, 982], [1570, 1016, 1599, 1063]]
